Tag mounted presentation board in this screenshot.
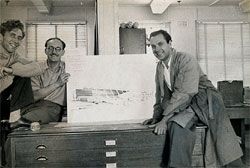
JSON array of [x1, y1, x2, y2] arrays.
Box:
[[66, 54, 157, 124]]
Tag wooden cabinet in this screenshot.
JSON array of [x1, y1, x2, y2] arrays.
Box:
[[119, 28, 146, 54], [8, 123, 205, 167]]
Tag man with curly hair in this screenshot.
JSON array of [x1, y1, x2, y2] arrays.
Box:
[[0, 19, 50, 166], [0, 20, 48, 127]]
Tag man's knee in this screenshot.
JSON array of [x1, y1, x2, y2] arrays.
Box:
[[13, 76, 31, 85], [48, 105, 62, 121], [21, 101, 62, 124], [168, 121, 196, 140], [168, 121, 181, 132]]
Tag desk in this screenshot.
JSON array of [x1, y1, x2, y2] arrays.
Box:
[[226, 106, 250, 119], [226, 105, 250, 165], [7, 123, 205, 168], [226, 105, 250, 140], [226, 106, 250, 140], [7, 107, 249, 167]]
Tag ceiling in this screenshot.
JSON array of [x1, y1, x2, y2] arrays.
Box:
[[118, 0, 242, 6], [0, 0, 243, 7], [0, 0, 95, 7]]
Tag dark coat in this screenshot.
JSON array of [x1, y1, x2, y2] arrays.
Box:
[[153, 49, 243, 166]]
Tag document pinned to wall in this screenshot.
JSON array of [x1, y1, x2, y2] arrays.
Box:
[[65, 54, 157, 124]]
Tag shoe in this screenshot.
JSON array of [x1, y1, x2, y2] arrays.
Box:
[[10, 117, 32, 130], [9, 109, 21, 123], [0, 120, 11, 133]]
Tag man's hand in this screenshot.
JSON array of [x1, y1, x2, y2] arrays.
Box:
[[143, 117, 169, 135], [33, 72, 70, 102], [57, 73, 70, 86], [153, 119, 168, 135], [142, 118, 158, 125], [0, 67, 13, 77]]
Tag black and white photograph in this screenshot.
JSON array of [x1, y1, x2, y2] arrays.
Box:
[[0, 0, 250, 167]]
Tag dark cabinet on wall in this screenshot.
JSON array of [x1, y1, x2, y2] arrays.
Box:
[[119, 28, 146, 54]]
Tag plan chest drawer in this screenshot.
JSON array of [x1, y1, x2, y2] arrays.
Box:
[[8, 123, 206, 167], [8, 123, 166, 167]]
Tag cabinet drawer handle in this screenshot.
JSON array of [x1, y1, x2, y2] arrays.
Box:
[[105, 140, 116, 146], [106, 163, 117, 168], [36, 156, 48, 161], [106, 151, 117, 157], [36, 145, 47, 149]]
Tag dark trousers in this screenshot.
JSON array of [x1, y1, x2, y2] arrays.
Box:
[[0, 76, 34, 120], [21, 100, 62, 124], [3, 100, 63, 167], [0, 76, 33, 167], [167, 116, 198, 168]]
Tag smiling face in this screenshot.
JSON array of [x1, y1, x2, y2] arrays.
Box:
[[45, 39, 65, 62], [2, 28, 23, 53], [150, 33, 171, 61]]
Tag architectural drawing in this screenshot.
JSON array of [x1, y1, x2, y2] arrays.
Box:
[[66, 54, 157, 124]]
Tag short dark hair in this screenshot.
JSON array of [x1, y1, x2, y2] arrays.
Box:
[[45, 37, 66, 49], [0, 20, 25, 39], [150, 30, 172, 44]]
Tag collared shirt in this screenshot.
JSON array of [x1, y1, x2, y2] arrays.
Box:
[[0, 45, 49, 93], [162, 55, 172, 91], [0, 45, 17, 92], [0, 45, 20, 68], [31, 61, 66, 106], [0, 45, 48, 74]]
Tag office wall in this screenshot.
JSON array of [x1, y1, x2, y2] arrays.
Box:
[[97, 0, 119, 55], [1, 4, 249, 58], [0, 5, 96, 55], [118, 5, 249, 57]]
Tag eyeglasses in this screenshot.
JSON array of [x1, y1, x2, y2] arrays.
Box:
[[47, 46, 63, 53]]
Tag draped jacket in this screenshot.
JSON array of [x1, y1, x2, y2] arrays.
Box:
[[153, 49, 243, 166]]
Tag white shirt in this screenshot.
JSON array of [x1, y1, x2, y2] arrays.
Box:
[[162, 56, 172, 90]]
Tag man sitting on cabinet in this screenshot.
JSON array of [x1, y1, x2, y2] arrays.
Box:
[[11, 37, 70, 127], [143, 30, 244, 167], [0, 20, 48, 126]]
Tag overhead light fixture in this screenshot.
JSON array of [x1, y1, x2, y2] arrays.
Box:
[[150, 0, 168, 14], [150, 0, 174, 14], [177, 0, 181, 6], [30, 0, 51, 14], [239, 0, 250, 12], [5, 0, 10, 6], [209, 0, 221, 6]]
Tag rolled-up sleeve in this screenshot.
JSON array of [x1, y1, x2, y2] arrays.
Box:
[[31, 76, 42, 91], [11, 61, 48, 77]]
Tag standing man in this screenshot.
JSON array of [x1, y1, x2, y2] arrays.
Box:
[[143, 30, 243, 167], [12, 37, 70, 125]]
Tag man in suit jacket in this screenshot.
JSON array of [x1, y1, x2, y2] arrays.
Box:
[[143, 30, 243, 167]]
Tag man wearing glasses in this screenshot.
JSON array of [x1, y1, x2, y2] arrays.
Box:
[[14, 37, 70, 125]]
